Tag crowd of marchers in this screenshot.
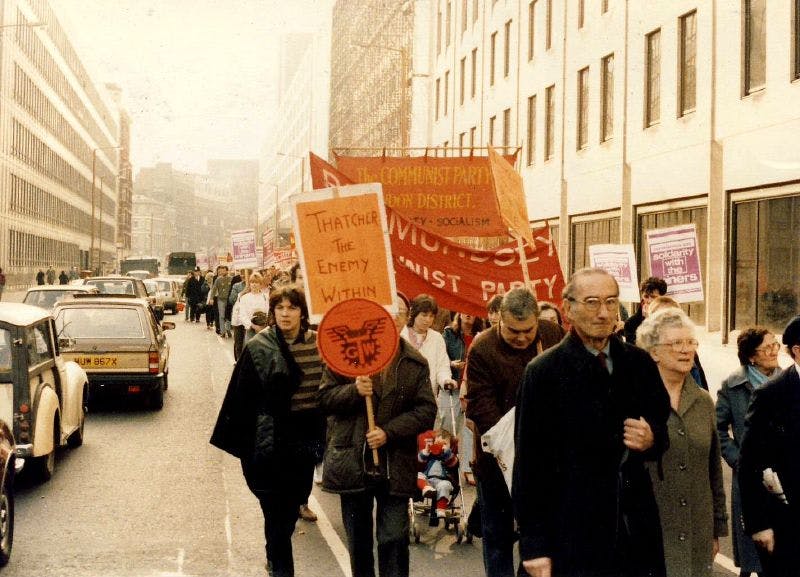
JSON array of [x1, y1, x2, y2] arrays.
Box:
[[206, 264, 800, 577]]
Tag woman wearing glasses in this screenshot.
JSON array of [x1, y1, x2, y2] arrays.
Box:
[[637, 308, 728, 577], [716, 328, 781, 577]]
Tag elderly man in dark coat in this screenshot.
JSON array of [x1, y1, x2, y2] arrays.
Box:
[[739, 315, 800, 577], [514, 268, 670, 577]]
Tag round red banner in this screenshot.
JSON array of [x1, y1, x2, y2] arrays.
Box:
[[317, 298, 399, 377]]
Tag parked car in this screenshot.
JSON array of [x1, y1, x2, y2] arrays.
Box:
[[22, 285, 99, 311], [148, 278, 181, 315], [0, 303, 88, 482], [0, 418, 21, 566], [143, 280, 166, 315], [53, 295, 175, 410], [83, 276, 163, 320]]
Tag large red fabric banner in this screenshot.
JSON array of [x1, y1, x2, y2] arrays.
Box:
[[310, 152, 566, 317], [387, 209, 565, 318], [334, 153, 517, 237]]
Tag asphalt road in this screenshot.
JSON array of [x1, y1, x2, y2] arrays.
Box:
[[2, 299, 739, 576]]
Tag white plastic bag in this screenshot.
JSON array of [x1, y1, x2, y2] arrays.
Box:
[[481, 407, 515, 494]]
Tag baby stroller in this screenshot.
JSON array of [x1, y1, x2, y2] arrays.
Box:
[[408, 428, 472, 544]]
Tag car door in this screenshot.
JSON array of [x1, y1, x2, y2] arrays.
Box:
[[24, 322, 61, 450], [0, 327, 13, 436]]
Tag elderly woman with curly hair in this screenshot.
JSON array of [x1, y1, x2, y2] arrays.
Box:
[[716, 327, 781, 577], [637, 308, 728, 577]]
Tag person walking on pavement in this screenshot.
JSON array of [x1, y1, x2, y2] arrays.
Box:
[[465, 287, 564, 577], [637, 308, 728, 577], [36, 269, 45, 285], [58, 270, 69, 285], [0, 267, 5, 301], [185, 268, 204, 323], [739, 315, 800, 577], [209, 265, 232, 337], [716, 327, 781, 577], [319, 294, 436, 577], [181, 272, 192, 321], [623, 276, 667, 344], [46, 266, 56, 285], [514, 268, 670, 577], [228, 273, 246, 359], [202, 271, 214, 329], [210, 285, 325, 577]]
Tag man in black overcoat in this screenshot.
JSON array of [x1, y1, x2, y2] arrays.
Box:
[[514, 268, 670, 577]]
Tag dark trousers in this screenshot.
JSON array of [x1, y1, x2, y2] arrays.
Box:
[[256, 450, 316, 577], [340, 489, 410, 577], [189, 301, 202, 322], [233, 325, 245, 360], [477, 457, 515, 577], [205, 300, 215, 326]]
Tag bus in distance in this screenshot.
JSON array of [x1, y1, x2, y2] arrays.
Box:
[[166, 252, 197, 275], [120, 256, 160, 277]]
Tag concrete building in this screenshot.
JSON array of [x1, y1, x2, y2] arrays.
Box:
[[0, 0, 122, 285], [428, 0, 800, 337], [130, 194, 170, 262], [262, 16, 333, 260]]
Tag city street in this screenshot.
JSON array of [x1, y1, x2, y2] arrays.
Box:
[[0, 293, 748, 577]]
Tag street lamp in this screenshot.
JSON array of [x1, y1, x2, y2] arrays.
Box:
[[352, 41, 410, 150], [91, 146, 121, 274]]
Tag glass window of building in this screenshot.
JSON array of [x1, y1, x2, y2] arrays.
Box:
[[504, 20, 512, 77], [602, 0, 609, 13], [546, 0, 552, 50], [444, 70, 450, 114], [459, 131, 466, 152], [527, 94, 536, 165], [577, 66, 589, 149], [503, 107, 511, 148], [578, 0, 584, 28], [795, 0, 800, 79], [571, 216, 620, 273], [645, 29, 661, 126], [679, 10, 697, 115], [489, 115, 496, 145], [474, 0, 479, 24], [637, 206, 708, 324], [545, 84, 555, 160], [529, 0, 537, 60], [446, 1, 452, 47], [470, 125, 476, 147], [491, 31, 497, 85], [732, 195, 800, 332], [462, 0, 468, 34], [435, 77, 441, 120], [460, 57, 466, 104], [744, 0, 766, 94], [437, 5, 442, 54], [601, 53, 614, 141], [471, 48, 478, 98]]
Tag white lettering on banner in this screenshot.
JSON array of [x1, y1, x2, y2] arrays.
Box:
[[480, 276, 559, 301], [397, 256, 461, 292], [651, 248, 695, 260]]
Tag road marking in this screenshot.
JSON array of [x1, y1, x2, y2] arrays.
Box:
[[716, 553, 738, 574], [308, 494, 352, 577]]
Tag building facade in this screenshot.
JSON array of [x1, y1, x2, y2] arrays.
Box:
[[428, 0, 800, 336], [0, 0, 122, 285]]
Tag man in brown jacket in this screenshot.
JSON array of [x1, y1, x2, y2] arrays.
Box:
[[465, 287, 564, 577]]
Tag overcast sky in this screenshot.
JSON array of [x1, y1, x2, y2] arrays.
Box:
[[50, 1, 325, 174]]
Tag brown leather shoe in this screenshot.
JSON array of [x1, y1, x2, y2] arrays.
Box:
[[299, 504, 317, 522]]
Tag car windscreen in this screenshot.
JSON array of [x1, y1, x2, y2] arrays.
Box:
[[55, 308, 145, 339], [0, 328, 11, 382], [23, 290, 68, 309], [155, 281, 171, 291], [85, 280, 135, 295]]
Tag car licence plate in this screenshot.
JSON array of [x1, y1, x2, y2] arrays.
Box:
[[74, 355, 119, 368]]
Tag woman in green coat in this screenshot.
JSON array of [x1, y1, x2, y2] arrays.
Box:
[[637, 308, 728, 577]]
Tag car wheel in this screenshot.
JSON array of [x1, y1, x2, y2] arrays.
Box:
[[0, 477, 13, 567], [163, 372, 169, 391], [32, 448, 55, 482], [149, 385, 164, 411]]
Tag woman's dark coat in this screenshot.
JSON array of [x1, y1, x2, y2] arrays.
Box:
[[715, 365, 762, 572], [513, 332, 670, 577], [186, 275, 204, 305], [739, 364, 800, 577], [319, 338, 436, 497], [210, 326, 302, 495]]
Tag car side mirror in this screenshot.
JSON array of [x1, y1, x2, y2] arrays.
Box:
[[58, 337, 75, 349], [161, 322, 176, 331]]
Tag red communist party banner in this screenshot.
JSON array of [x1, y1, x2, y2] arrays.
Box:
[[387, 209, 565, 318], [334, 153, 518, 237], [310, 152, 566, 317]]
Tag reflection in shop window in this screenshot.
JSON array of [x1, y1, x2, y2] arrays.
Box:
[[571, 217, 620, 273], [733, 196, 800, 332]]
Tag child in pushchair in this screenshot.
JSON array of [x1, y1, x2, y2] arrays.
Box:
[[409, 429, 471, 543], [417, 429, 459, 518]]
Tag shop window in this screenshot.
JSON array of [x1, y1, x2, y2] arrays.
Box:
[[571, 216, 620, 273], [732, 196, 800, 332]]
